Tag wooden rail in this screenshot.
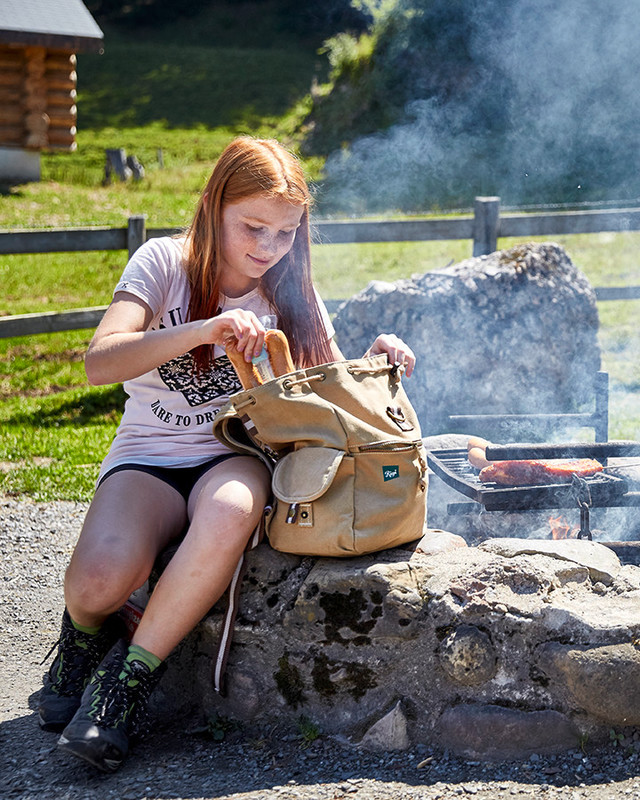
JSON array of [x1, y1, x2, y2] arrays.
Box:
[[2, 197, 640, 338]]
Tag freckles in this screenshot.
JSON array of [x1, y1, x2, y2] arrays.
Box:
[[229, 219, 249, 241], [223, 222, 251, 256], [255, 231, 279, 256]]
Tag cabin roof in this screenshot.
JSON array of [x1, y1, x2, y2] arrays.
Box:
[[0, 0, 104, 52]]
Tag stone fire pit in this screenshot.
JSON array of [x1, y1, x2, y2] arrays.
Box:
[[161, 530, 640, 760]]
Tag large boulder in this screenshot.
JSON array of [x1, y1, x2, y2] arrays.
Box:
[[332, 242, 601, 437]]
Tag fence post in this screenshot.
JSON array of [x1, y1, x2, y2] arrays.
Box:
[[473, 196, 500, 256], [594, 370, 609, 443], [127, 215, 147, 259]]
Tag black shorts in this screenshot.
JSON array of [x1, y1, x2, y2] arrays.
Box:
[[97, 453, 243, 501]]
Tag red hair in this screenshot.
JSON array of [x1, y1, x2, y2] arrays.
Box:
[[183, 137, 332, 370]]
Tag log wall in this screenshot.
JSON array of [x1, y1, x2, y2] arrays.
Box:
[[0, 44, 77, 152]]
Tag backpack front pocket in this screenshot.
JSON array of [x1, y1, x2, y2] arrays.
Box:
[[267, 447, 356, 556]]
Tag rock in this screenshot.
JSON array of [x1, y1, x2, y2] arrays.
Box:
[[478, 537, 622, 584], [423, 433, 473, 452], [236, 544, 310, 626], [160, 539, 640, 760], [333, 242, 600, 438], [358, 701, 410, 751], [281, 554, 431, 644], [537, 642, 640, 726], [438, 705, 580, 759], [402, 529, 468, 555], [438, 625, 497, 686]]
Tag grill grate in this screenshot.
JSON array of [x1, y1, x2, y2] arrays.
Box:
[[427, 448, 629, 511]]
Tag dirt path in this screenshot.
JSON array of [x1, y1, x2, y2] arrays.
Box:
[[2, 497, 640, 800]]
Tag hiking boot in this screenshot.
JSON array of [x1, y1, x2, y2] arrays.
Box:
[[58, 639, 166, 772], [38, 609, 125, 732]]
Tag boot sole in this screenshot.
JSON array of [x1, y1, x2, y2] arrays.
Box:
[[58, 733, 124, 772]]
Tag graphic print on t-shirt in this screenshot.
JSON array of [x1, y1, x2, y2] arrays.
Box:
[[158, 351, 241, 407], [153, 305, 241, 407]]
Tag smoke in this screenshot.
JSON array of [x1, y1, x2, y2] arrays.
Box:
[[322, 0, 640, 212]]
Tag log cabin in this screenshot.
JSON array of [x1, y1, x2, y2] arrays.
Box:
[[0, 0, 103, 181]]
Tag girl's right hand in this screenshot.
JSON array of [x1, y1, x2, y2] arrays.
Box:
[[201, 309, 266, 362]]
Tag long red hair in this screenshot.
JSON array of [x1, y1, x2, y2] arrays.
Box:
[[183, 136, 332, 370]]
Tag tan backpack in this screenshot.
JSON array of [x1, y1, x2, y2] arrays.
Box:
[[212, 354, 428, 557]]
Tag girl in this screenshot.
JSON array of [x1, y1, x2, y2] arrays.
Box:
[[39, 136, 415, 772]]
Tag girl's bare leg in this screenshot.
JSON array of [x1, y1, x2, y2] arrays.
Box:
[[131, 456, 270, 660], [64, 471, 188, 629]]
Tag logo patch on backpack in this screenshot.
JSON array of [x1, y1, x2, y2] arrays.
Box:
[[382, 465, 400, 481]]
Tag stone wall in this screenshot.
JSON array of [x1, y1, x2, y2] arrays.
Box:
[[159, 535, 640, 760]]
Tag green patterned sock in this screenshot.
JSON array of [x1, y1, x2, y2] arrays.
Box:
[[126, 643, 162, 672]]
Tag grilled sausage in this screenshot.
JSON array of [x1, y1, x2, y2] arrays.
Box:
[[467, 436, 491, 468], [467, 436, 490, 453], [468, 446, 491, 469], [479, 458, 603, 485]]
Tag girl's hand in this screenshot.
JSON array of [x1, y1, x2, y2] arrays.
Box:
[[365, 334, 416, 378], [202, 309, 266, 361]]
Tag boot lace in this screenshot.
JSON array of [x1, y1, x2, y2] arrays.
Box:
[[43, 616, 114, 698], [88, 657, 161, 736]]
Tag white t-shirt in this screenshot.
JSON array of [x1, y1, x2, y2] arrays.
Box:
[[98, 236, 334, 479]]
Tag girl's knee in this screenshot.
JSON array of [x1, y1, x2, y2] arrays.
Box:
[[188, 497, 262, 553], [187, 459, 270, 552], [196, 477, 266, 520], [65, 552, 148, 616]]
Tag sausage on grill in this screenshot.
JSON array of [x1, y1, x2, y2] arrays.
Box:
[[479, 458, 603, 485]]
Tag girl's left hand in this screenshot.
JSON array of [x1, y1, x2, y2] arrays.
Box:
[[365, 334, 416, 378]]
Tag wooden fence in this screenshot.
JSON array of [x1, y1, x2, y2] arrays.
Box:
[[2, 196, 640, 339]]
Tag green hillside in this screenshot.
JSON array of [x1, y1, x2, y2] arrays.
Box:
[[35, 2, 339, 193]]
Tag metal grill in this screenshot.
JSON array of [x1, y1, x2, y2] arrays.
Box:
[[427, 448, 630, 512]]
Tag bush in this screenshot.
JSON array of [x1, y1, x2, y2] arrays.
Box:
[[307, 0, 640, 211]]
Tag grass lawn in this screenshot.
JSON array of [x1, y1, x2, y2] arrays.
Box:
[[2, 228, 640, 501], [1, 7, 639, 501]]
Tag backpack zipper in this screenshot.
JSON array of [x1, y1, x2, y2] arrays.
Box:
[[355, 440, 423, 453]]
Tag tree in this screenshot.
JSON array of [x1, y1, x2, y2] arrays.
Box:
[[313, 0, 640, 209]]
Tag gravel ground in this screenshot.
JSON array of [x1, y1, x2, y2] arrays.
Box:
[[2, 496, 640, 800]]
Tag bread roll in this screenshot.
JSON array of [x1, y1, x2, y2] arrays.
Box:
[[264, 329, 295, 376], [226, 339, 259, 389], [226, 329, 295, 389]]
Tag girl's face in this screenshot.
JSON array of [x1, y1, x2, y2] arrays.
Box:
[[218, 194, 304, 297]]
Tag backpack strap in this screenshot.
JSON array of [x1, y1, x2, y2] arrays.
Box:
[[213, 400, 278, 467], [211, 503, 270, 695]]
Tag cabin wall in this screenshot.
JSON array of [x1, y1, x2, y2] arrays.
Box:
[[0, 43, 78, 180]]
